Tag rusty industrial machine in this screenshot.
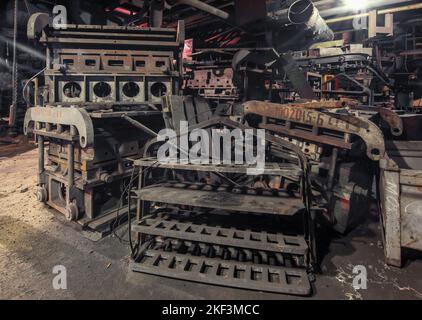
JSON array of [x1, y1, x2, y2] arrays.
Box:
[[19, 0, 422, 297], [126, 21, 422, 292], [129, 94, 315, 295], [127, 38, 404, 293], [185, 50, 239, 101], [23, 14, 185, 234], [126, 91, 406, 295]]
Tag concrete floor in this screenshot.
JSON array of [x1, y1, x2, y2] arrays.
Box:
[[1, 142, 422, 300]]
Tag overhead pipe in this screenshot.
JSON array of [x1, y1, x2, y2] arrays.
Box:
[[288, 0, 334, 42], [271, 0, 336, 18], [150, 0, 165, 27], [274, 0, 413, 23], [325, 2, 422, 24], [167, 0, 230, 20]]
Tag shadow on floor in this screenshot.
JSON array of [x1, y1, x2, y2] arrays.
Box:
[[0, 135, 35, 158]]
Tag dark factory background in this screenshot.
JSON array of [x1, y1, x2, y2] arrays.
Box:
[[1, 0, 422, 134], [1, 0, 422, 300]]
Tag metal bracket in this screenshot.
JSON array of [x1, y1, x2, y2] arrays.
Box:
[[24, 106, 94, 148], [243, 100, 386, 161], [27, 12, 51, 40]]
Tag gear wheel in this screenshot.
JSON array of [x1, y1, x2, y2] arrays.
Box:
[[65, 201, 79, 221], [36, 186, 48, 203]]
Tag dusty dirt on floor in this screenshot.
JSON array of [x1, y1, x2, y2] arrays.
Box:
[[0, 144, 135, 299], [0, 141, 422, 300], [0, 135, 34, 158]]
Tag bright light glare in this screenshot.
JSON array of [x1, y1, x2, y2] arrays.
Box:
[[344, 0, 368, 11]]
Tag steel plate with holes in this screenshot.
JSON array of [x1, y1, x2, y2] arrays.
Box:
[[132, 217, 308, 255], [131, 249, 311, 295]]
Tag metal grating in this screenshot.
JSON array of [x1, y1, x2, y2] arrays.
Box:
[[132, 217, 308, 255], [133, 184, 304, 216], [132, 249, 311, 295]]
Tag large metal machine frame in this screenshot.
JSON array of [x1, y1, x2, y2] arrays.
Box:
[[19, 1, 422, 296], [24, 15, 185, 234]]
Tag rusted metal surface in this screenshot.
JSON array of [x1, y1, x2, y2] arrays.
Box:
[[380, 141, 422, 266], [280, 99, 357, 110], [132, 248, 311, 295], [279, 53, 317, 100], [35, 22, 184, 106], [133, 159, 302, 177], [346, 106, 404, 137], [133, 215, 308, 255], [131, 208, 312, 295], [186, 68, 238, 100], [133, 183, 304, 216], [23, 16, 184, 234], [131, 102, 317, 294], [162, 95, 213, 132], [243, 100, 386, 161], [260, 123, 352, 150], [273, 138, 323, 161], [145, 111, 311, 168], [381, 110, 403, 136], [24, 106, 94, 148]]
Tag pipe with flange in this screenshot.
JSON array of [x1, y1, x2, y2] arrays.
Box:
[[288, 0, 334, 42]]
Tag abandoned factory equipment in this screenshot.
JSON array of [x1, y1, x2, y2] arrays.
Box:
[[127, 92, 413, 295], [130, 95, 315, 295], [185, 50, 239, 101], [13, 0, 422, 298], [23, 14, 185, 233]]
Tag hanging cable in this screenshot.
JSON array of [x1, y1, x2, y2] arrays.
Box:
[[22, 67, 46, 107], [111, 160, 160, 257]]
